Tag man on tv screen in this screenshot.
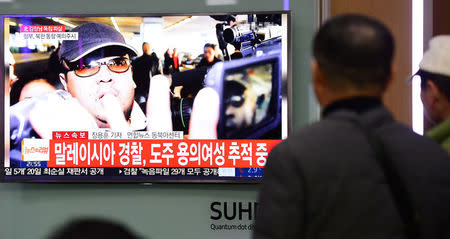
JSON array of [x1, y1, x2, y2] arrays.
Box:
[[58, 23, 146, 130], [9, 23, 155, 166]]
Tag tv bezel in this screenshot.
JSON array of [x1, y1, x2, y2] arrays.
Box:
[[0, 11, 292, 183]]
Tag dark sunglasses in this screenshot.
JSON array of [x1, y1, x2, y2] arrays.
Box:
[[226, 95, 246, 107], [65, 56, 131, 77]]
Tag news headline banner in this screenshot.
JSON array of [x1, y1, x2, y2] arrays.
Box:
[[53, 131, 184, 140], [17, 25, 78, 41], [21, 131, 281, 168]]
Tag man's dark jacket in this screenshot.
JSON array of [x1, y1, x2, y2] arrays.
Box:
[[253, 101, 450, 239]]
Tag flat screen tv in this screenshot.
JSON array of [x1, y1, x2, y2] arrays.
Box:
[[1, 12, 291, 182]]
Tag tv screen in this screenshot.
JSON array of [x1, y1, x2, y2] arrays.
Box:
[[1, 12, 290, 182]]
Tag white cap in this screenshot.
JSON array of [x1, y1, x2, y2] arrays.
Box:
[[420, 35, 450, 77]]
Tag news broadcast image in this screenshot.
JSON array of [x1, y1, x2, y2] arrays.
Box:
[[2, 13, 289, 182]]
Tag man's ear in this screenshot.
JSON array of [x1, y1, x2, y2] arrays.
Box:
[[383, 64, 395, 92], [130, 65, 136, 89], [312, 60, 329, 91], [311, 59, 327, 107], [311, 59, 320, 82], [59, 73, 68, 91], [426, 80, 442, 104], [59, 60, 70, 91], [311, 60, 323, 85]]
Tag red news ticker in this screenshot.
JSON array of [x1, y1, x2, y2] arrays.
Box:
[[20, 25, 65, 32], [47, 139, 281, 168]]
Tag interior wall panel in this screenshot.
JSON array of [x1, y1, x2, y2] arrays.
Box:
[[329, 0, 413, 126]]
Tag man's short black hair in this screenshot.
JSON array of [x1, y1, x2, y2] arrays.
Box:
[[313, 14, 395, 91], [204, 43, 214, 51]]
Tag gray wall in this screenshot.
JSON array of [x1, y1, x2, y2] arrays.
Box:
[[0, 0, 317, 238]]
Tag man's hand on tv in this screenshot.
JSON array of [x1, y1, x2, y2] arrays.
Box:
[[146, 74, 173, 131], [145, 75, 219, 139], [29, 94, 98, 139], [100, 93, 130, 131], [188, 87, 219, 139]]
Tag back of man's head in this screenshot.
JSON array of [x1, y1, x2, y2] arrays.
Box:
[[313, 14, 394, 93]]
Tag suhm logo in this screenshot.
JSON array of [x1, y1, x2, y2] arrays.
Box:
[[210, 201, 258, 220]]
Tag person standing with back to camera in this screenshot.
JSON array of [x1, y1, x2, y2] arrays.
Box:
[[252, 14, 450, 239]]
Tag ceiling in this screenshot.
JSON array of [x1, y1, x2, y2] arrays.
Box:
[[59, 16, 191, 33]]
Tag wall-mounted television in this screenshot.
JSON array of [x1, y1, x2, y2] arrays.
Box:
[[1, 12, 291, 182]]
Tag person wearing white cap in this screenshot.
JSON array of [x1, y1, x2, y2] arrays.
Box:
[[253, 14, 450, 239], [416, 35, 450, 154]]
